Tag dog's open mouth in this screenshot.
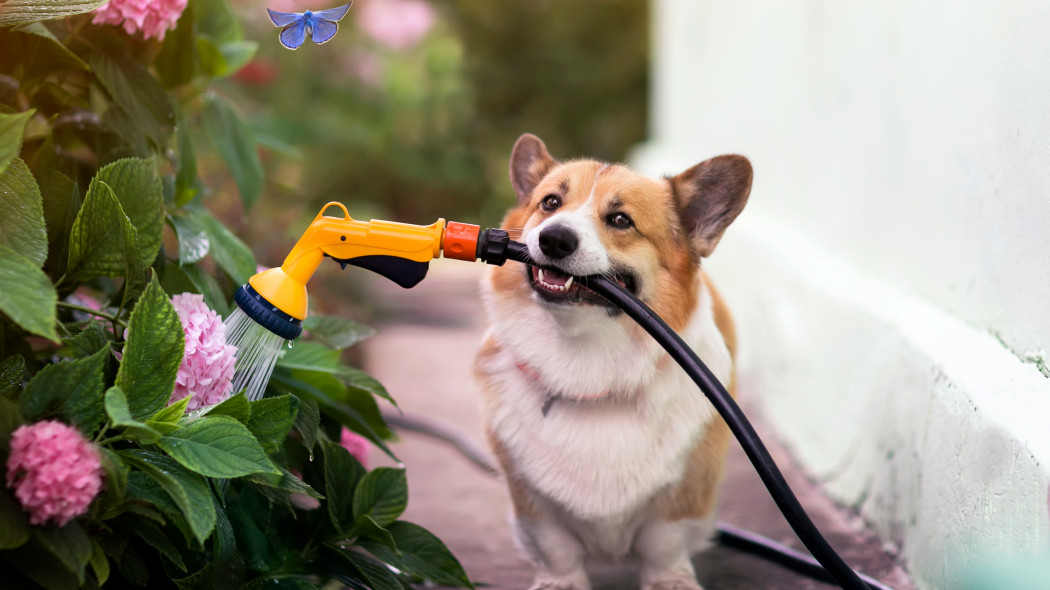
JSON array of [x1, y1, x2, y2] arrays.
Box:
[[527, 265, 638, 306]]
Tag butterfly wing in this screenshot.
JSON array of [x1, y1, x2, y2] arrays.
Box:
[[309, 18, 339, 44], [279, 19, 309, 50], [267, 8, 302, 27], [310, 2, 352, 22]]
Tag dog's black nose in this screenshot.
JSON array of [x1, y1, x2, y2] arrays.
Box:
[[538, 225, 579, 259]]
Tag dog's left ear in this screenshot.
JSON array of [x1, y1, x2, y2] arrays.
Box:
[[670, 155, 752, 258], [509, 134, 557, 205]]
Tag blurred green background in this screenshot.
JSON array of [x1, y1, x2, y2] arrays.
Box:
[[221, 0, 648, 260]]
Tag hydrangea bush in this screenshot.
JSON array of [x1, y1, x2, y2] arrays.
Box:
[[0, 0, 471, 587]]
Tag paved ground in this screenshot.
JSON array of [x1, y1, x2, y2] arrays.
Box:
[[358, 260, 915, 590]]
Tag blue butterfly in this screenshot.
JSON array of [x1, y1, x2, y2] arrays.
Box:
[[267, 2, 352, 50]]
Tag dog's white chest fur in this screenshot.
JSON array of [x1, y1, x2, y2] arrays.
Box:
[[480, 278, 731, 526]]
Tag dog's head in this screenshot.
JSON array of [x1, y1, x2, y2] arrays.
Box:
[[490, 133, 752, 329]]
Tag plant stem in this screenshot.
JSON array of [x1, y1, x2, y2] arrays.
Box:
[[57, 302, 128, 329]]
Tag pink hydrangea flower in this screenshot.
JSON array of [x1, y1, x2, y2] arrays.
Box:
[[92, 0, 188, 41], [358, 0, 435, 51], [170, 293, 237, 411], [340, 427, 371, 468], [6, 421, 104, 526]]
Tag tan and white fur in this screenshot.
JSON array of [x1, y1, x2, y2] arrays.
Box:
[[475, 134, 752, 590]]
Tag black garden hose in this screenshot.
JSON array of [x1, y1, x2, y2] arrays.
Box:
[[481, 236, 891, 590]]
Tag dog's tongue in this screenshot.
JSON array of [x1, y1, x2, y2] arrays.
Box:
[[539, 267, 571, 287]]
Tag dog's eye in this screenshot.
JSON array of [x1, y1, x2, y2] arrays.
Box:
[[607, 212, 633, 229], [541, 194, 562, 212]]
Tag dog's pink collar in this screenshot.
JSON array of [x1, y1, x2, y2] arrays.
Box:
[[514, 360, 612, 416]]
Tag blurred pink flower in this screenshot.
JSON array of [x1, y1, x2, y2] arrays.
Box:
[[234, 60, 278, 86], [66, 289, 104, 323], [6, 421, 104, 526], [92, 0, 188, 41], [340, 427, 371, 468], [170, 293, 237, 411], [358, 0, 435, 51]]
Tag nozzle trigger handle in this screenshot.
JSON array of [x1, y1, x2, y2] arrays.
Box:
[[333, 255, 430, 288]]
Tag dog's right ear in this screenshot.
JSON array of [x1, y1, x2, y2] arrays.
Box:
[[509, 134, 556, 204]]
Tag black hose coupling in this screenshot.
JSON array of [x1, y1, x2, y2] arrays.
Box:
[[476, 228, 511, 266]]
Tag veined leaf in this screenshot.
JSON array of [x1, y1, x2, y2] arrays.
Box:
[[65, 181, 143, 284], [104, 386, 162, 445], [0, 0, 108, 26], [0, 157, 47, 267], [323, 546, 402, 590], [0, 110, 34, 177], [155, 415, 280, 478], [247, 465, 323, 499], [63, 321, 110, 359], [0, 489, 30, 549], [202, 94, 263, 209], [302, 314, 376, 350], [246, 394, 299, 454], [359, 522, 473, 588], [0, 246, 59, 342], [352, 468, 407, 528], [91, 52, 175, 149], [150, 395, 191, 425], [36, 522, 92, 584], [119, 449, 216, 545], [293, 394, 320, 452], [200, 390, 249, 423], [154, 3, 197, 89], [0, 355, 26, 399], [116, 276, 184, 420], [321, 438, 366, 534], [167, 212, 210, 266], [89, 158, 164, 265], [21, 346, 108, 432]]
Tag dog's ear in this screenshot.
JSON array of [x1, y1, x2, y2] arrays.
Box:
[[509, 134, 556, 204], [670, 155, 752, 258]]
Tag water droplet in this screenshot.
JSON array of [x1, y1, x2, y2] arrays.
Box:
[[286, 340, 294, 349]]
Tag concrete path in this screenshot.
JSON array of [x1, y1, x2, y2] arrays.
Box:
[[360, 260, 915, 590]]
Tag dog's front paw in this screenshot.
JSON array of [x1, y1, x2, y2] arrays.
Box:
[[643, 580, 704, 590]]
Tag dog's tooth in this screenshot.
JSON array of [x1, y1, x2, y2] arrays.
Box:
[[538, 268, 545, 282], [565, 276, 574, 290]]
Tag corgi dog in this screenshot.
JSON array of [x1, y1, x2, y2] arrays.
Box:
[[475, 134, 752, 590]]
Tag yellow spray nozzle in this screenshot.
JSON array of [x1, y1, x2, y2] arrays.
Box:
[[247, 202, 474, 321]]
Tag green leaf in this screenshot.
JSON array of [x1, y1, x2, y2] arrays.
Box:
[[303, 315, 377, 350], [91, 52, 175, 149], [167, 212, 210, 266], [1, 535, 80, 589], [21, 346, 108, 432], [117, 276, 184, 420], [360, 522, 473, 588], [197, 37, 258, 79], [119, 449, 216, 545], [242, 576, 318, 590], [353, 513, 397, 551], [0, 353, 26, 398], [89, 541, 110, 586], [0, 247, 58, 342], [63, 321, 110, 359], [104, 386, 162, 444], [200, 390, 249, 422], [0, 489, 30, 549], [39, 170, 79, 277], [159, 260, 230, 317], [97, 447, 128, 515], [246, 394, 299, 454], [0, 0, 108, 26], [173, 107, 199, 207], [89, 158, 164, 265], [130, 518, 187, 572], [11, 23, 89, 71], [202, 94, 263, 209], [321, 437, 366, 534], [338, 366, 397, 406], [178, 206, 256, 286], [293, 394, 320, 452], [0, 157, 47, 267], [154, 2, 197, 89], [270, 368, 395, 458], [149, 395, 191, 425], [156, 415, 280, 478], [193, 0, 242, 45], [277, 342, 396, 406], [247, 465, 323, 499], [36, 522, 92, 584], [352, 468, 408, 528], [323, 546, 402, 590], [0, 110, 33, 177], [65, 180, 143, 284]]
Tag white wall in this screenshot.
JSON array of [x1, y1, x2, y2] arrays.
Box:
[[632, 1, 1050, 588]]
